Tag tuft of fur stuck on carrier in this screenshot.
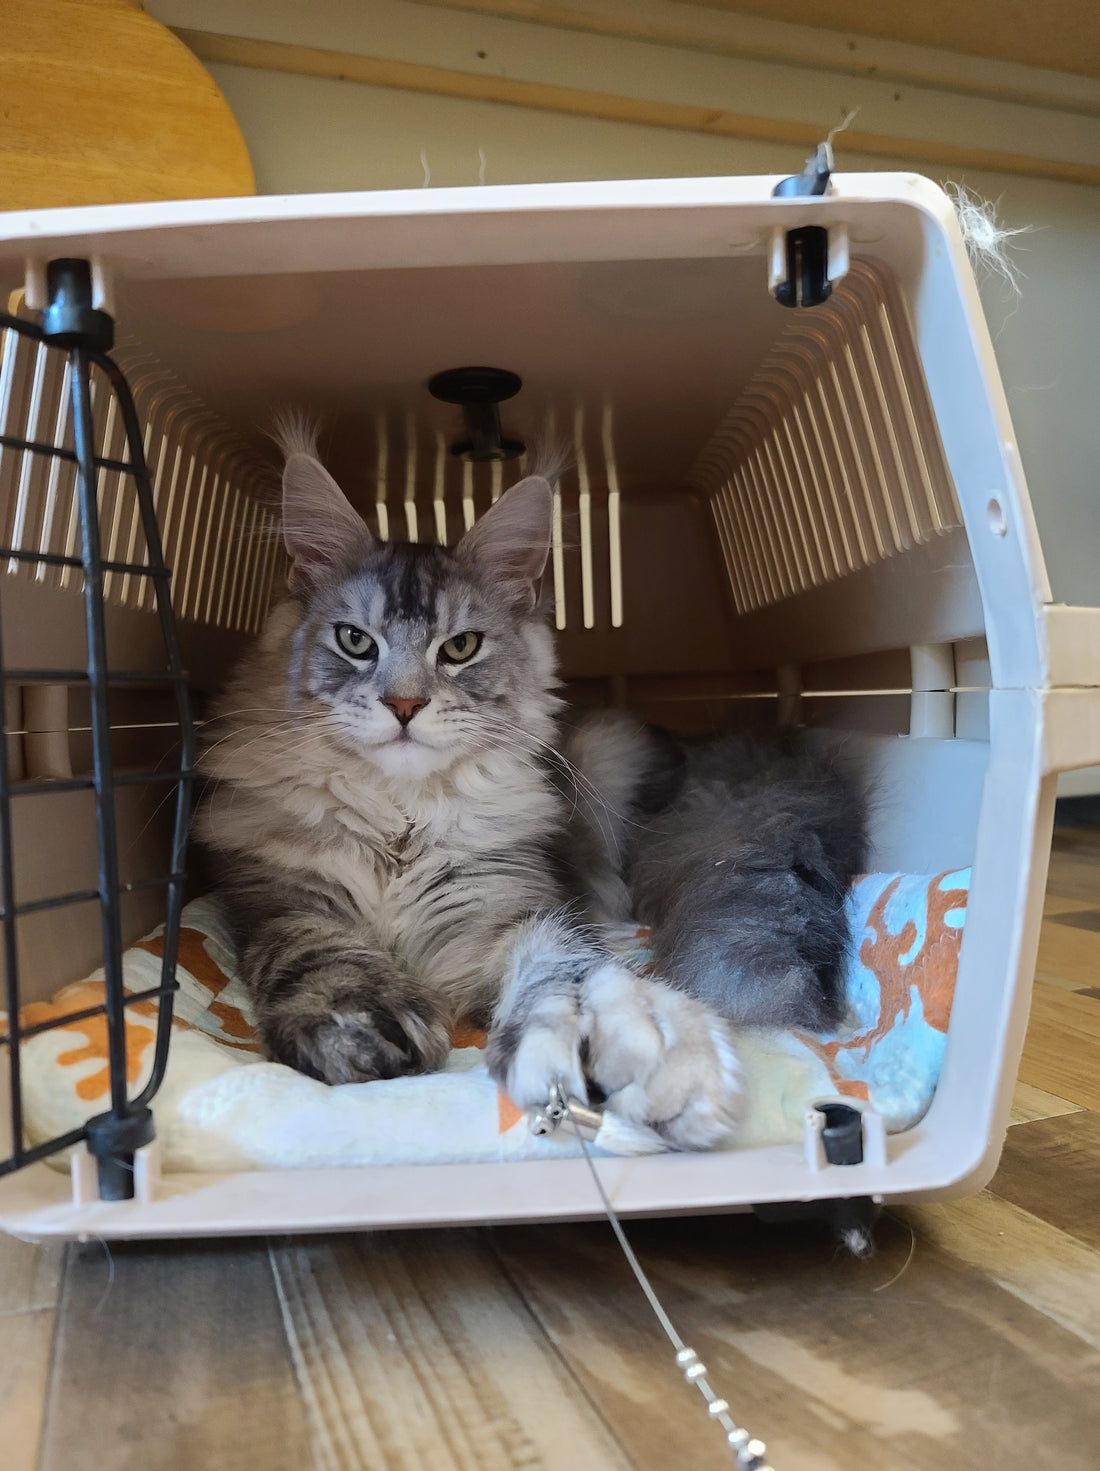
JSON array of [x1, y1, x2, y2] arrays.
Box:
[[946, 183, 1031, 294]]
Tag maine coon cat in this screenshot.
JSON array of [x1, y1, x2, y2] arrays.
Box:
[[198, 427, 865, 1149]]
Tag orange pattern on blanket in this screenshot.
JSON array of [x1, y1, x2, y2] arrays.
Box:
[[857, 873, 965, 1044], [497, 1090, 525, 1134], [795, 872, 967, 1098], [135, 927, 259, 1052], [19, 980, 162, 1102], [450, 1021, 488, 1050], [447, 1021, 524, 1134]]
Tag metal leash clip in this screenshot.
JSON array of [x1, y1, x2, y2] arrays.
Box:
[[529, 1080, 603, 1141]]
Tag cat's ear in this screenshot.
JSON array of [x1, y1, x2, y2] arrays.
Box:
[[456, 475, 552, 609], [281, 451, 373, 595]]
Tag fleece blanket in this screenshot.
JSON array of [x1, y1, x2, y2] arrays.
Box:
[[14, 870, 968, 1171]]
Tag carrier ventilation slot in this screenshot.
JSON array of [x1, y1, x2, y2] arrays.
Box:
[[693, 260, 960, 616], [1, 315, 622, 637], [363, 400, 623, 633], [0, 317, 281, 634]]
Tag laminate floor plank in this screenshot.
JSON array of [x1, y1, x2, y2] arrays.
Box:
[[901, 1191, 1100, 1347], [37, 1239, 313, 1471], [0, 1229, 63, 1314], [0, 1306, 56, 1471], [9, 822, 1100, 1468], [1017, 986, 1100, 1108], [988, 1111, 1100, 1250], [1008, 1078, 1083, 1125], [1044, 832, 1100, 903], [490, 1212, 1100, 1471], [0, 1232, 65, 1471], [270, 1230, 632, 1471], [1034, 918, 1100, 991]]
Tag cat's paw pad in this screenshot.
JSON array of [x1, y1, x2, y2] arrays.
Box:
[[289, 1001, 451, 1085], [581, 964, 744, 1150]]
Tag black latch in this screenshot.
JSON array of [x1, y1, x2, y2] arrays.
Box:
[[816, 1100, 864, 1165], [771, 141, 837, 309], [773, 226, 833, 310], [773, 140, 833, 201], [84, 1105, 155, 1201], [40, 258, 114, 351]]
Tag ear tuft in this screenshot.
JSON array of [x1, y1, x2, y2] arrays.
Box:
[[456, 475, 553, 609], [279, 439, 373, 595], [272, 408, 322, 463]]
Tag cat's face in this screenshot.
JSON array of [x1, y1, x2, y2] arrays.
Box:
[[279, 444, 557, 781]]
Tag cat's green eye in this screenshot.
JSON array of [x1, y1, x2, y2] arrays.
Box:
[[439, 631, 483, 666], [335, 624, 377, 660]]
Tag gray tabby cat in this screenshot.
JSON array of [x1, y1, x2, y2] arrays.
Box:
[[198, 427, 864, 1149]]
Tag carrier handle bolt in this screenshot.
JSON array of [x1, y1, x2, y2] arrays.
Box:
[[428, 365, 525, 461], [84, 1105, 155, 1201], [772, 141, 838, 308], [816, 1101, 864, 1165], [40, 258, 114, 351], [773, 140, 833, 200]]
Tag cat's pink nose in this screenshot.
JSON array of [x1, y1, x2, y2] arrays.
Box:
[[383, 696, 429, 727]]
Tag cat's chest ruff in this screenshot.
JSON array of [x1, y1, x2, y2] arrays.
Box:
[[377, 818, 429, 874], [323, 779, 459, 881]]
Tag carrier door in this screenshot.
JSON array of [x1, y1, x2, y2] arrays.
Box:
[[0, 262, 193, 1200]]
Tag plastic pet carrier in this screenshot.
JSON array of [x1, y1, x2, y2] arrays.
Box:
[[0, 173, 1096, 1240]]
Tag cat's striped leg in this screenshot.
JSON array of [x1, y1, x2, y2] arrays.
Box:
[[241, 912, 451, 1084], [486, 913, 744, 1150]]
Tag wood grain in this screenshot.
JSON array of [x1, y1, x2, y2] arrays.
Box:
[[0, 1232, 63, 1471], [490, 1213, 1100, 1470], [175, 27, 1100, 187], [990, 1111, 1100, 1250], [415, 0, 1100, 112], [0, 1229, 63, 1315], [1018, 986, 1100, 1109], [11, 821, 1100, 1468], [687, 0, 1100, 82], [1043, 832, 1100, 904], [269, 1231, 631, 1470], [0, 1308, 56, 1471], [0, 0, 254, 210], [901, 1193, 1100, 1347], [1034, 919, 1100, 991], [37, 1239, 312, 1471], [1009, 1079, 1083, 1126]]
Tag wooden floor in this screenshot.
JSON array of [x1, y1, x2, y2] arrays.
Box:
[[3, 828, 1099, 1471]]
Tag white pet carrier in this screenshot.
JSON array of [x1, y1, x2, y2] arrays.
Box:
[[0, 172, 1096, 1239]]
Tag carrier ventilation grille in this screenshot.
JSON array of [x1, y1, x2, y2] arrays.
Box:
[[1, 310, 620, 635], [693, 259, 961, 616], [0, 315, 281, 633], [362, 402, 622, 633]]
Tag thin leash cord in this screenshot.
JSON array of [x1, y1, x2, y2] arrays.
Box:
[[563, 1096, 774, 1470]]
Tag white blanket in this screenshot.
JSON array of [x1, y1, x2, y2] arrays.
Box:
[[17, 871, 968, 1170]]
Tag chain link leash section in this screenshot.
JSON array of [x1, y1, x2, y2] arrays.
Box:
[[551, 1083, 775, 1470]]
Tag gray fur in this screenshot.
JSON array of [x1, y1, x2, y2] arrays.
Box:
[[562, 718, 866, 1029], [197, 430, 861, 1147], [198, 461, 569, 1078]]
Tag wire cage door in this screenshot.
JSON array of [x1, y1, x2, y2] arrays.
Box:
[[0, 260, 194, 1200]]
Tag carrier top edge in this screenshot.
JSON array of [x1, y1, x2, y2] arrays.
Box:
[[0, 172, 958, 275]]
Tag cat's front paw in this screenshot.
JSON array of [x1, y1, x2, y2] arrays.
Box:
[[582, 965, 744, 1150], [490, 962, 743, 1150], [273, 998, 451, 1085]]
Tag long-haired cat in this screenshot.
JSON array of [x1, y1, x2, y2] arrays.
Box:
[[198, 427, 865, 1149]]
